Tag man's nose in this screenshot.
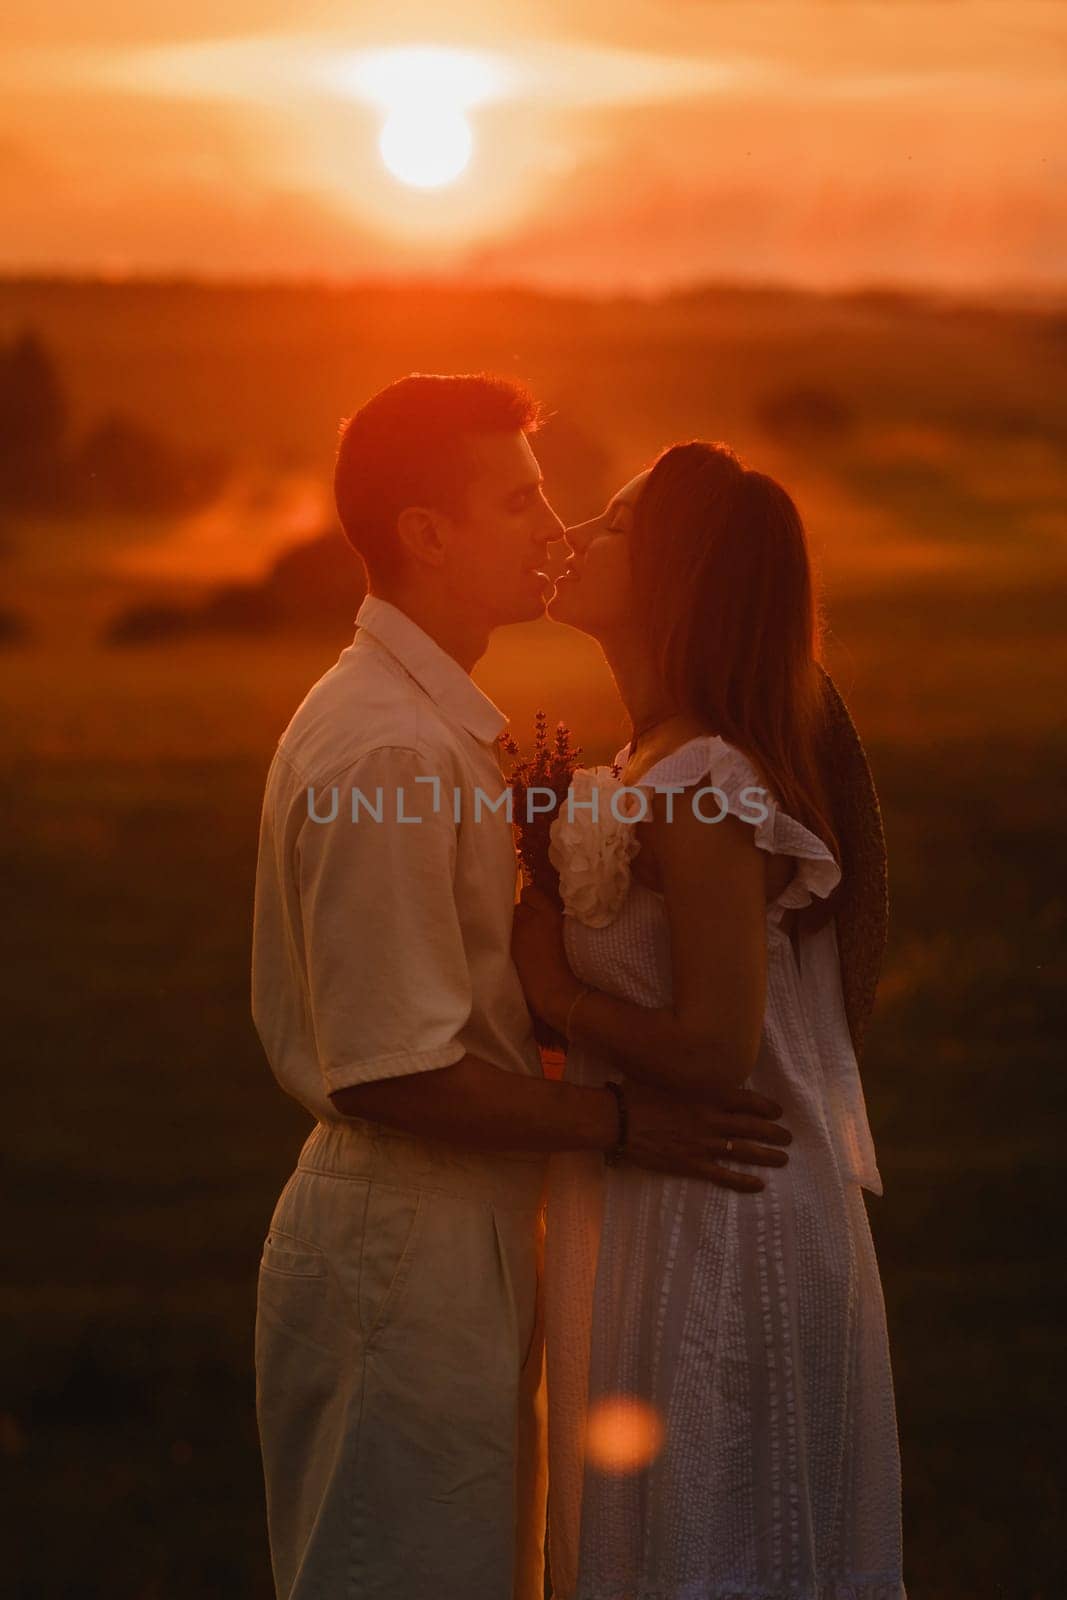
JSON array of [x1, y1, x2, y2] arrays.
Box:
[[540, 500, 566, 544]]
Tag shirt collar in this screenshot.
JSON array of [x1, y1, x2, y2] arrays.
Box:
[[353, 595, 508, 747]]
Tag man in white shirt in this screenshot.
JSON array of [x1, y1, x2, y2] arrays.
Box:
[[251, 373, 792, 1600]]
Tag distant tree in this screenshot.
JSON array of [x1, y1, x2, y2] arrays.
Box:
[[755, 385, 854, 445], [104, 528, 366, 647], [0, 606, 32, 646], [0, 328, 231, 516], [0, 330, 68, 506], [72, 414, 229, 516], [260, 531, 366, 626], [101, 602, 193, 647]]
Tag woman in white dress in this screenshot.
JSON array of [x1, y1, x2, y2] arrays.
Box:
[[511, 442, 905, 1599]]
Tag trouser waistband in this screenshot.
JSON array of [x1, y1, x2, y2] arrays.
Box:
[[297, 1118, 547, 1211]]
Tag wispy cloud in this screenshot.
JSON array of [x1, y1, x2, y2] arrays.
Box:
[[10, 28, 1061, 113], [7, 33, 768, 107]]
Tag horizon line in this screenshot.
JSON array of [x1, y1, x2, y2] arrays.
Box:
[[0, 268, 1064, 313]]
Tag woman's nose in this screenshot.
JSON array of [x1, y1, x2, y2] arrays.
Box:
[[564, 516, 598, 554]]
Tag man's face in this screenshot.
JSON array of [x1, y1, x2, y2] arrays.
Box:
[[438, 431, 565, 628]]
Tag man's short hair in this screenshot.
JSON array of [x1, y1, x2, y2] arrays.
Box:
[[334, 372, 542, 582]]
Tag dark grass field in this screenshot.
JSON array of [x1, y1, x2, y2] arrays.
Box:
[[4, 705, 1064, 1598], [2, 279, 1066, 1596]]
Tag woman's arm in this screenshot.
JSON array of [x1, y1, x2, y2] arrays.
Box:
[[512, 792, 768, 1099]]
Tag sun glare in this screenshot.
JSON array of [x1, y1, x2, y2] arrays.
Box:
[[346, 46, 507, 191], [379, 106, 473, 189], [585, 1397, 665, 1474]]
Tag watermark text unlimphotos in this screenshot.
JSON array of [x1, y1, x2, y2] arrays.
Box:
[[306, 778, 769, 827]]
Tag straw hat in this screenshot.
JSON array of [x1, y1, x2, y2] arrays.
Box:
[[814, 666, 889, 1064]]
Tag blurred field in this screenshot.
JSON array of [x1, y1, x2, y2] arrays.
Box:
[[2, 279, 1065, 1597]]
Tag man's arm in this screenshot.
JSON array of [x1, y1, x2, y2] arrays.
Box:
[[331, 1056, 792, 1193], [302, 746, 790, 1191]]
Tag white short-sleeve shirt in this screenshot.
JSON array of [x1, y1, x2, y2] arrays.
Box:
[[252, 595, 542, 1123]]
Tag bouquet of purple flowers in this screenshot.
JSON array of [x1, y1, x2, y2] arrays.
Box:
[[500, 710, 584, 905], [500, 711, 584, 1053]]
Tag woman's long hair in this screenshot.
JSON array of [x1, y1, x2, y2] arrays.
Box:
[[630, 441, 840, 868]]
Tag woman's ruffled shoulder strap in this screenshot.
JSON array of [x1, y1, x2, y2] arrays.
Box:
[[628, 734, 841, 909]]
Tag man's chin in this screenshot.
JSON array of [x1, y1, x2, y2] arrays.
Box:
[[545, 587, 577, 626], [501, 579, 554, 626]]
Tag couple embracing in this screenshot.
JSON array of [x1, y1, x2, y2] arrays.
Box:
[[251, 373, 905, 1600]]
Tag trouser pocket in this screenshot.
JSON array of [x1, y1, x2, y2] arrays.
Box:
[[256, 1226, 349, 1363], [357, 1182, 425, 1342]]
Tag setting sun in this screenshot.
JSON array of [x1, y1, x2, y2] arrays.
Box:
[[379, 106, 472, 189], [347, 46, 507, 190]]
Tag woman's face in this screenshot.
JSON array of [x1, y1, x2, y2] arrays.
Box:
[[547, 468, 651, 638]]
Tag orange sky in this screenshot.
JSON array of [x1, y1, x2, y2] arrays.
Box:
[[1, 0, 1064, 292]]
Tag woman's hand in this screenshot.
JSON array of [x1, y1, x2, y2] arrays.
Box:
[[511, 885, 583, 1030]]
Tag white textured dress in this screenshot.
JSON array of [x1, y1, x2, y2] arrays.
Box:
[[544, 736, 905, 1600]]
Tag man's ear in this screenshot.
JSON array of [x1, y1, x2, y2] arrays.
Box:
[[395, 505, 448, 569]]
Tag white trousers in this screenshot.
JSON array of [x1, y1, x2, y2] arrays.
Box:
[[255, 1118, 548, 1600]]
